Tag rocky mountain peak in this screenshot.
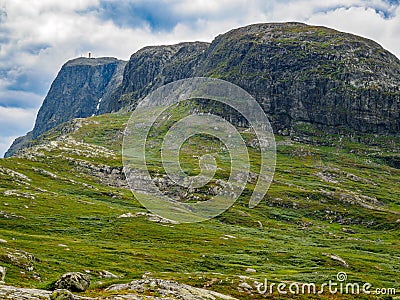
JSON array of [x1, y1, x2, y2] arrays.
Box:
[[64, 56, 120, 67]]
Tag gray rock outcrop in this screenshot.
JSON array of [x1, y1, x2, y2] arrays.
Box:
[[54, 272, 90, 292], [106, 278, 237, 300]]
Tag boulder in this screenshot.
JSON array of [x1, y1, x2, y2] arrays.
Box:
[[54, 272, 90, 292]]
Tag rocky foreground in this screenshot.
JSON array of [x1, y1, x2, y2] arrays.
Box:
[[0, 278, 237, 300]]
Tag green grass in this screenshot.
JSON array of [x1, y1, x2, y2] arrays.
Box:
[[0, 111, 399, 299]]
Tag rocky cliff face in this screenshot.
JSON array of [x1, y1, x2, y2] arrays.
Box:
[[5, 57, 126, 157], [99, 41, 209, 113], [112, 22, 400, 135], [32, 57, 126, 138], [6, 22, 400, 157], [197, 23, 400, 135]]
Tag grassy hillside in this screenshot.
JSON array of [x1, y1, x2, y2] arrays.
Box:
[[0, 111, 399, 299]]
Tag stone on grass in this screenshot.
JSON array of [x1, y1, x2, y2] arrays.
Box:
[[245, 268, 256, 273], [54, 272, 90, 292], [50, 289, 74, 300], [0, 266, 6, 283]]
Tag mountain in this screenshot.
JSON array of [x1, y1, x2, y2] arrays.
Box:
[[197, 23, 400, 135], [104, 22, 400, 134], [5, 22, 400, 157]]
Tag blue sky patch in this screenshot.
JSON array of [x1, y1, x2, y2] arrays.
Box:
[[97, 1, 180, 31]]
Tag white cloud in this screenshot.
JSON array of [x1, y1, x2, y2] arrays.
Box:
[[0, 89, 42, 108], [0, 106, 37, 156], [307, 6, 400, 57], [0, 107, 37, 135], [0, 135, 18, 158]]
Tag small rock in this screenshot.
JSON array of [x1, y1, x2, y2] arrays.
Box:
[[119, 212, 179, 224], [323, 253, 349, 268], [142, 272, 152, 279], [99, 270, 118, 279], [117, 212, 135, 218], [238, 282, 253, 290], [0, 266, 6, 283], [245, 268, 256, 273], [0, 239, 7, 243], [223, 234, 237, 239], [342, 227, 356, 234], [50, 289, 74, 300], [54, 272, 90, 292], [32, 272, 41, 281]]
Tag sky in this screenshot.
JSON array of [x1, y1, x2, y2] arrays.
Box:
[[0, 0, 400, 156]]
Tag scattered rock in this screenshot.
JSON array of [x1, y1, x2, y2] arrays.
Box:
[[142, 272, 152, 279], [0, 211, 26, 220], [54, 272, 90, 292], [117, 212, 135, 218], [4, 190, 35, 199], [0, 249, 39, 271], [118, 212, 178, 224], [315, 171, 340, 184], [245, 268, 256, 273], [323, 253, 349, 268], [342, 227, 356, 234], [99, 270, 119, 279]]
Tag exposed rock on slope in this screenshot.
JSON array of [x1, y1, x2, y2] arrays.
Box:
[[0, 277, 237, 299]]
